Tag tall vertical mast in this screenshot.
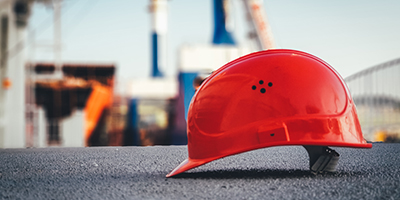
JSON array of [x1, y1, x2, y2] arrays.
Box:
[[243, 0, 275, 50], [212, 0, 236, 45], [53, 0, 62, 78], [149, 0, 168, 78]]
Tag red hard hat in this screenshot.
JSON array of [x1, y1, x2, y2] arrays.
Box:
[[167, 49, 372, 177]]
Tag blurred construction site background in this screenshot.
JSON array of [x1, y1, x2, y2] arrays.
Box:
[[1, 0, 400, 148]]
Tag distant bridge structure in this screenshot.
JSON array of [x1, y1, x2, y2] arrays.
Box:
[[345, 57, 400, 141]]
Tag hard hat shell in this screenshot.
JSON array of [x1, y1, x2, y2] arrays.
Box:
[[167, 49, 372, 177]]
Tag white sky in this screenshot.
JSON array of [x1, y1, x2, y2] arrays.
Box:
[[29, 0, 400, 82]]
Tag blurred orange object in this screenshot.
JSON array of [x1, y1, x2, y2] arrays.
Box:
[[2, 78, 12, 89], [374, 131, 387, 142], [84, 84, 113, 145]]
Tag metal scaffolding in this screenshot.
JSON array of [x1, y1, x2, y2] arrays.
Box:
[[345, 57, 400, 142]]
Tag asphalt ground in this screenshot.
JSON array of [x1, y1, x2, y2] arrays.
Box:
[[0, 143, 399, 199]]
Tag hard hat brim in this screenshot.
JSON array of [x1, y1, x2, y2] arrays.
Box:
[[166, 157, 217, 178], [166, 141, 371, 177]]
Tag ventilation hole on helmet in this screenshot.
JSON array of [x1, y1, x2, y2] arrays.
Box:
[[268, 82, 273, 87], [252, 85, 256, 90], [259, 80, 264, 85], [260, 88, 266, 93], [270, 133, 275, 136]]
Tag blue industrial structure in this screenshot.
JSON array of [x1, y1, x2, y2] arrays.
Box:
[[126, 0, 270, 146], [124, 99, 141, 146], [212, 0, 236, 45], [179, 0, 237, 121], [178, 72, 198, 120], [151, 33, 164, 77]]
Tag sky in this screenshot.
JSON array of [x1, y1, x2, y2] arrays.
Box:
[[28, 0, 400, 84]]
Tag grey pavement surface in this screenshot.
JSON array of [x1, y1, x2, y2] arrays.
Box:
[[0, 143, 399, 199]]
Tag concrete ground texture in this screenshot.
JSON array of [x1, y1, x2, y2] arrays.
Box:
[[0, 143, 399, 199]]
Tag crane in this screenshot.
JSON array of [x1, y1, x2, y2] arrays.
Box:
[[242, 0, 275, 50]]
